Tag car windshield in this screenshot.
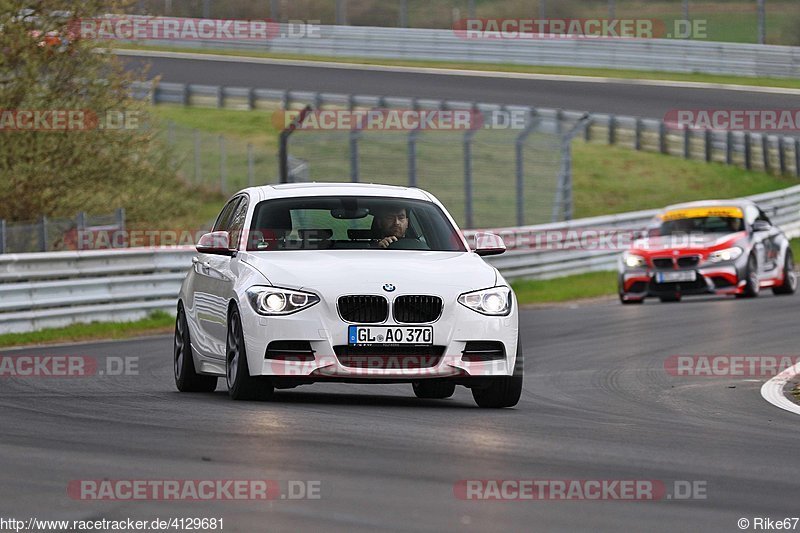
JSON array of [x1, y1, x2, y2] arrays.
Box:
[[246, 196, 467, 252], [648, 206, 745, 236]]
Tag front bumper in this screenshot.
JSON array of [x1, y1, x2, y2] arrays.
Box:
[[620, 265, 742, 300], [239, 295, 520, 380]]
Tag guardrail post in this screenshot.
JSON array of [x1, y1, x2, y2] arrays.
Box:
[[683, 126, 691, 159], [744, 132, 752, 170], [247, 143, 254, 186], [795, 138, 800, 178], [762, 135, 770, 173], [247, 87, 255, 110], [463, 123, 477, 230], [779, 137, 787, 175], [182, 83, 189, 106], [40, 216, 48, 252], [634, 118, 642, 151], [193, 129, 201, 184], [515, 110, 537, 227], [584, 118, 592, 142], [219, 135, 227, 193], [608, 115, 616, 145], [704, 129, 712, 162], [0, 219, 6, 254], [726, 131, 733, 165], [216, 86, 224, 108], [659, 121, 667, 154], [281, 89, 290, 110]]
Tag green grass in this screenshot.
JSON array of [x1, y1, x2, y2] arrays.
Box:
[[117, 43, 800, 90], [0, 311, 175, 349], [572, 143, 798, 218], [791, 238, 800, 264], [512, 271, 618, 304]]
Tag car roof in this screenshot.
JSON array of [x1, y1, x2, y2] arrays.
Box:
[[661, 199, 756, 212], [238, 182, 434, 202]]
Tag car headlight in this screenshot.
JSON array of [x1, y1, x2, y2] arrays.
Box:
[[708, 247, 743, 263], [623, 253, 646, 269], [246, 286, 319, 316], [458, 286, 512, 316]]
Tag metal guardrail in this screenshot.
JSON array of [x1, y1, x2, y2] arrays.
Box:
[[134, 81, 800, 180], [1, 185, 798, 334], [136, 23, 800, 78]]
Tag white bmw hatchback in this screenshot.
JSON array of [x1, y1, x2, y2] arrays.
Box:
[[174, 183, 522, 408]]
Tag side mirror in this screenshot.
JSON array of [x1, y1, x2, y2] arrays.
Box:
[[473, 232, 506, 256], [751, 220, 770, 233], [196, 231, 234, 255]]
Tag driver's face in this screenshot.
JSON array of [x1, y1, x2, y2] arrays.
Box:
[[378, 209, 408, 238]]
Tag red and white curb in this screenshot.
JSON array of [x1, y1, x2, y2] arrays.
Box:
[[760, 361, 800, 416]]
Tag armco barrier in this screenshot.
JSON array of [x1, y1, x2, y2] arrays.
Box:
[[0, 185, 798, 333], [131, 23, 800, 79]]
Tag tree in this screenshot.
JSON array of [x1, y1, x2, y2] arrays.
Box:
[[0, 0, 183, 224]]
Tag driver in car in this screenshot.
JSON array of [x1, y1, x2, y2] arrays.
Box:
[[373, 206, 410, 248]]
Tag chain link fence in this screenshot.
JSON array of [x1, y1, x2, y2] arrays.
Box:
[[283, 106, 586, 229], [0, 210, 125, 255], [158, 121, 275, 194]]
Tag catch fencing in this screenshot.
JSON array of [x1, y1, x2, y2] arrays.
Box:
[[135, 81, 800, 212], [0, 209, 125, 255]]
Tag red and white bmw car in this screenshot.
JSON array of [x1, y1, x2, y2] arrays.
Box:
[[618, 200, 796, 303]]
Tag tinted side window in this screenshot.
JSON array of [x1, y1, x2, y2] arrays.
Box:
[[229, 197, 249, 250], [213, 197, 242, 233]]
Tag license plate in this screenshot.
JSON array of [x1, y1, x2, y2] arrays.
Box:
[[655, 271, 696, 283], [348, 325, 433, 346]]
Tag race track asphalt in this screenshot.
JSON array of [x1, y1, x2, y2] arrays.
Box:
[[120, 52, 800, 119], [1, 294, 798, 532]]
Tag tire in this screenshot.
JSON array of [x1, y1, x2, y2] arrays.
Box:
[[226, 307, 274, 401], [471, 339, 523, 409], [773, 251, 797, 295], [739, 254, 760, 298], [658, 295, 681, 303], [174, 304, 218, 393], [412, 380, 456, 399]]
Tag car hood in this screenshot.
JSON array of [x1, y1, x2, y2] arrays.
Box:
[[239, 250, 498, 295], [630, 232, 745, 253]]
